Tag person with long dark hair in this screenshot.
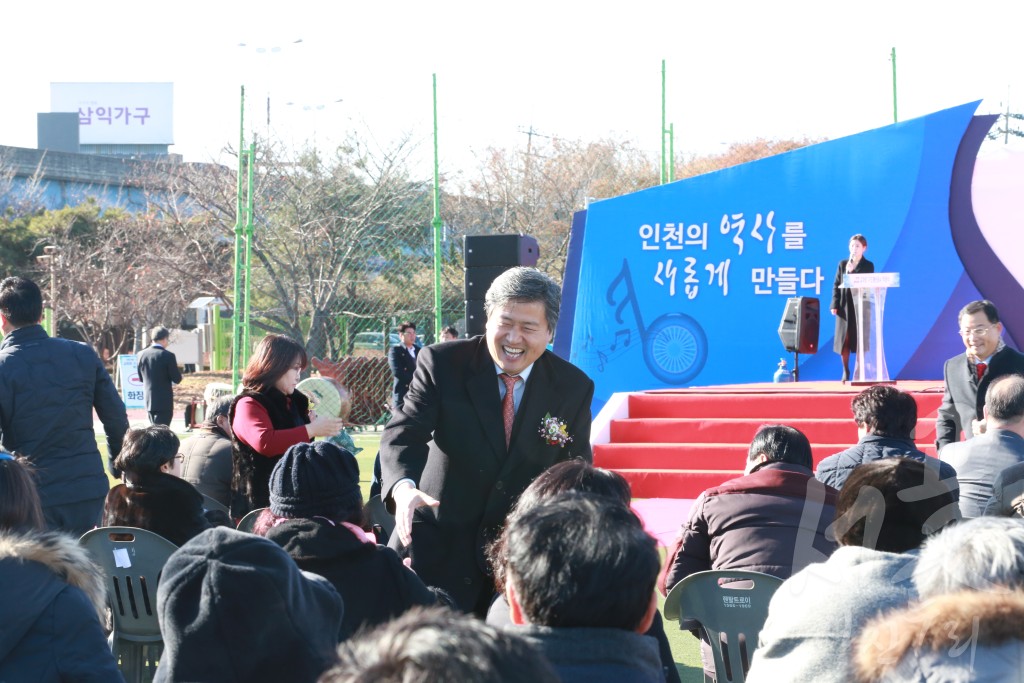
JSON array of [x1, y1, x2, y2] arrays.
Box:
[[104, 425, 212, 547], [229, 334, 345, 518], [830, 234, 874, 382]]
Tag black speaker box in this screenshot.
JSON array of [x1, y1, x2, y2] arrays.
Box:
[[465, 300, 487, 337], [464, 234, 540, 268], [778, 297, 820, 354], [465, 266, 511, 301]]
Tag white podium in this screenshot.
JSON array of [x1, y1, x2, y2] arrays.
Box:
[[842, 272, 900, 383]]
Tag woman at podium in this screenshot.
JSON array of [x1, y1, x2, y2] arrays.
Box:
[[830, 234, 874, 381]]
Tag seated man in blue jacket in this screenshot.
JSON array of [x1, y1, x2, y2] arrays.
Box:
[[816, 385, 959, 500]]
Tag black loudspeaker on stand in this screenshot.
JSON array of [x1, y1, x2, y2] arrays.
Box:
[[464, 234, 540, 337], [777, 297, 820, 381]]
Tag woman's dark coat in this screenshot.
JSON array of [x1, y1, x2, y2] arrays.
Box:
[[103, 471, 211, 547]]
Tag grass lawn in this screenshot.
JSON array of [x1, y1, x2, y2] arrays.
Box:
[[98, 428, 704, 679]]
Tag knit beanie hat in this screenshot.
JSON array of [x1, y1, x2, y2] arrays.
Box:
[[269, 441, 362, 520], [154, 527, 343, 683]]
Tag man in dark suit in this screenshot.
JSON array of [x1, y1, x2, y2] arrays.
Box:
[[381, 267, 594, 616], [387, 321, 421, 413], [936, 300, 1024, 451], [137, 326, 182, 426]]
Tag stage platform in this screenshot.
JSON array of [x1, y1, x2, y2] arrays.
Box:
[[595, 380, 946, 501]]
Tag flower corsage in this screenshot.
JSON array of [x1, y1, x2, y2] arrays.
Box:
[[539, 413, 573, 448]]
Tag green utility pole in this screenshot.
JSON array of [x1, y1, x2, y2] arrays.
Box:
[[669, 123, 675, 183], [231, 86, 246, 391], [431, 73, 443, 339], [660, 60, 675, 184], [660, 60, 667, 184], [891, 47, 898, 123], [243, 141, 256, 368]]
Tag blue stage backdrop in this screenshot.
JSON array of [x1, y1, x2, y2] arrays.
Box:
[[555, 101, 1024, 413]]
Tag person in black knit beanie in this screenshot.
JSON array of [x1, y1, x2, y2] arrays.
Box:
[[256, 441, 435, 639]]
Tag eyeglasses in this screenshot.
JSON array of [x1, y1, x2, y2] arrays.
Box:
[[959, 325, 996, 339]]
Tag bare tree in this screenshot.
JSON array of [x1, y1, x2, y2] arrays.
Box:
[[28, 197, 231, 355], [446, 135, 820, 284], [446, 136, 660, 282], [153, 136, 435, 360]]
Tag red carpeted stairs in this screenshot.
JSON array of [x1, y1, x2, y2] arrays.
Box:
[[595, 381, 945, 499]]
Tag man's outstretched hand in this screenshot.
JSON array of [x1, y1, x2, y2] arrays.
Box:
[[393, 481, 440, 546]]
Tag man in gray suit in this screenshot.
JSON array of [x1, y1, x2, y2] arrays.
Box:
[[936, 300, 1024, 450], [137, 326, 182, 426], [941, 374, 1024, 518]]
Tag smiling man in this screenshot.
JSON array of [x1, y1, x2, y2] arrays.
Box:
[[936, 300, 1024, 451], [380, 267, 594, 616]]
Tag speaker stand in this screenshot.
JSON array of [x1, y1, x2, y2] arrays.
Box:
[[792, 351, 801, 382]]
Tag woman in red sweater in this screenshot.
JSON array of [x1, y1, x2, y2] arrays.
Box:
[[229, 334, 345, 518]]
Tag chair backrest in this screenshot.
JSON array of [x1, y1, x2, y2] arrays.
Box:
[[664, 570, 784, 683], [364, 494, 395, 542], [201, 493, 230, 516], [79, 527, 179, 643], [236, 507, 267, 533]]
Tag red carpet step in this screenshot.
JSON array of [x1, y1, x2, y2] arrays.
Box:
[[594, 380, 946, 500]]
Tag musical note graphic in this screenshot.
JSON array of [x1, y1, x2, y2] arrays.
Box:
[[602, 259, 708, 384], [611, 329, 631, 351]]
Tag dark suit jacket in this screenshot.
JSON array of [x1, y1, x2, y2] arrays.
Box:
[[380, 336, 594, 613], [936, 346, 1024, 450], [387, 343, 420, 411], [136, 343, 182, 413], [941, 429, 1024, 518]]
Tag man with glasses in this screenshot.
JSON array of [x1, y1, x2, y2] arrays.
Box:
[[936, 300, 1024, 451]]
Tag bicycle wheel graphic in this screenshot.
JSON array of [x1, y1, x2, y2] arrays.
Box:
[[642, 313, 708, 384]]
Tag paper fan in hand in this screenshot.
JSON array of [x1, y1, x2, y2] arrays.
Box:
[[296, 377, 352, 421]]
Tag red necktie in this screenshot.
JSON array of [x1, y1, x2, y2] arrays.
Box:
[[976, 362, 987, 380], [500, 373, 519, 448]]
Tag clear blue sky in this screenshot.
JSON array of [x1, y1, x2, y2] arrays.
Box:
[[3, 0, 1022, 175]]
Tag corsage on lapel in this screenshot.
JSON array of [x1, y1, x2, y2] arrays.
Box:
[[539, 413, 573, 447]]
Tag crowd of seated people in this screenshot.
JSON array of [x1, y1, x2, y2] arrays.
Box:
[[10, 377, 1024, 682]]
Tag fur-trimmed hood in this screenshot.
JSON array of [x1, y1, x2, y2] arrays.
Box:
[[0, 530, 107, 621], [855, 590, 1024, 682]]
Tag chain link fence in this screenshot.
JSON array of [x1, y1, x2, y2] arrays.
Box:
[[255, 284, 468, 428]]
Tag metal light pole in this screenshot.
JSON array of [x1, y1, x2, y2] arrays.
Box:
[[231, 86, 246, 391], [284, 97, 344, 151], [243, 140, 255, 364], [660, 60, 674, 184], [236, 38, 304, 137], [660, 60, 667, 184], [35, 245, 59, 336]]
